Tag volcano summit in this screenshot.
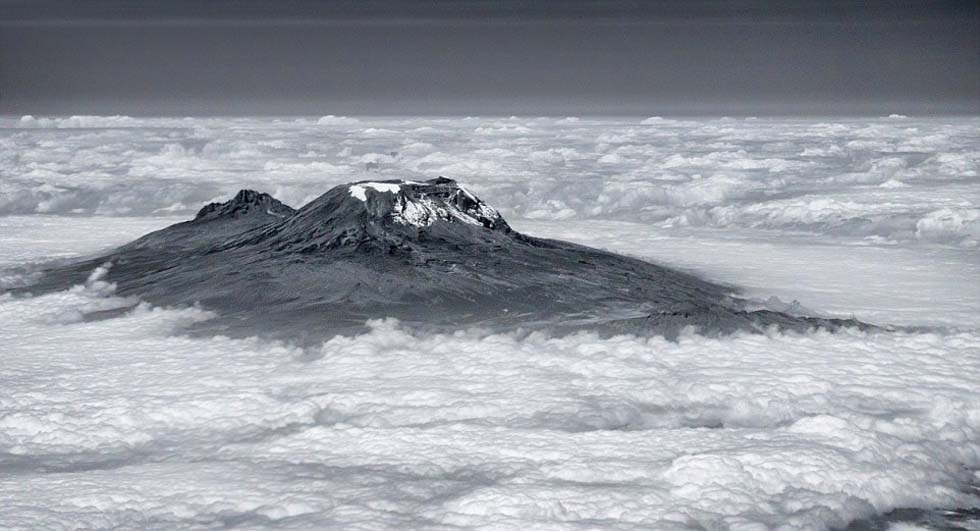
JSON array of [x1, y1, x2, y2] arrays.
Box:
[[22, 177, 867, 341]]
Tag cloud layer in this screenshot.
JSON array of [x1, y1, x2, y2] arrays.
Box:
[[2, 275, 979, 530], [2, 115, 978, 247], [2, 116, 979, 529]]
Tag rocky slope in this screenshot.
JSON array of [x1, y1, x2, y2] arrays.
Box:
[[19, 177, 869, 342]]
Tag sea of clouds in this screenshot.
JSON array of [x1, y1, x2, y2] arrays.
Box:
[[1, 116, 979, 530], [3, 114, 979, 248]]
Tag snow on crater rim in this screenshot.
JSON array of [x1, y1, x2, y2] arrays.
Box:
[[392, 192, 484, 228], [346, 180, 502, 228], [348, 181, 407, 202], [405, 188, 502, 228]]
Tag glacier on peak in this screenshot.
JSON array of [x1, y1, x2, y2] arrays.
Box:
[[345, 178, 505, 229], [348, 181, 412, 202]]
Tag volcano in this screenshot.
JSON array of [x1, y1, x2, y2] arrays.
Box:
[[21, 177, 867, 341]]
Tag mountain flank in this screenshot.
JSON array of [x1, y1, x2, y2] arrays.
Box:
[[17, 177, 870, 342]]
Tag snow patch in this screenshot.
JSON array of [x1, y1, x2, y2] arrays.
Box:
[[345, 180, 503, 228], [348, 182, 404, 202], [391, 189, 497, 228]]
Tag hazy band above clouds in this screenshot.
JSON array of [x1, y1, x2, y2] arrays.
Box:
[[1, 0, 977, 115]]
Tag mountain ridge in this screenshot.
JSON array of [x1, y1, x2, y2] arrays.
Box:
[[14, 177, 872, 342], [219, 177, 518, 255], [194, 189, 295, 222]]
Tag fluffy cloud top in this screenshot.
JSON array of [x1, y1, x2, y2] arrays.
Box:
[[2, 116, 979, 529], [2, 116, 977, 248], [1, 281, 979, 530], [316, 115, 360, 125]]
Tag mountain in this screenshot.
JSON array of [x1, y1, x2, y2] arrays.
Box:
[[119, 189, 296, 251], [19, 177, 869, 342]]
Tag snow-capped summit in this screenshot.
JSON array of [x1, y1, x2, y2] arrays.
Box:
[[345, 177, 508, 230], [225, 177, 514, 253]]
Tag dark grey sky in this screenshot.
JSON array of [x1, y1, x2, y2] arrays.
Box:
[[1, 0, 977, 115]]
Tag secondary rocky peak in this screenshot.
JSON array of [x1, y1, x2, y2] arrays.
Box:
[[194, 189, 295, 222]]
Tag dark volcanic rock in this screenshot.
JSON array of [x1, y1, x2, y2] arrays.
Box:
[[194, 189, 295, 223], [120, 189, 296, 251], [17, 177, 870, 342], [222, 176, 514, 254]]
